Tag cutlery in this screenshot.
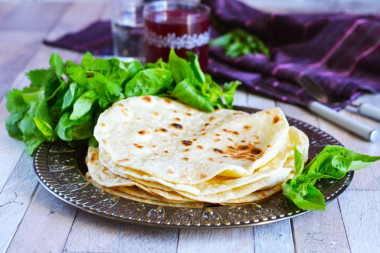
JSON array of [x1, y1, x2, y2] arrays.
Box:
[[296, 76, 379, 142], [299, 75, 380, 121]]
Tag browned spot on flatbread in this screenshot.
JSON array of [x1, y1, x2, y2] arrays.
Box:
[[201, 133, 206, 136], [121, 109, 128, 117], [214, 139, 221, 142], [222, 129, 239, 135], [213, 148, 224, 154], [167, 169, 175, 174], [154, 153, 159, 156], [142, 96, 151, 102], [174, 117, 181, 122], [241, 140, 246, 143], [100, 123, 106, 127], [172, 133, 179, 137], [182, 158, 189, 161], [273, 115, 280, 124], [204, 123, 210, 126], [173, 110, 178, 113], [163, 98, 172, 104], [117, 103, 124, 107], [136, 117, 141, 120], [266, 111, 271, 114], [243, 125, 252, 130], [254, 141, 261, 145], [164, 150, 169, 153], [138, 130, 150, 135], [197, 145, 203, 150], [171, 123, 183, 130], [227, 138, 233, 142], [215, 133, 220, 136], [182, 140, 192, 146], [90, 152, 97, 162], [208, 158, 214, 162], [224, 143, 263, 162], [209, 116, 216, 122], [102, 140, 107, 145], [152, 145, 156, 148], [186, 113, 192, 116], [155, 128, 168, 133], [153, 112, 159, 116], [118, 158, 130, 162], [133, 143, 144, 149], [200, 173, 207, 179], [193, 138, 197, 141], [219, 161, 223, 163], [183, 148, 190, 152]]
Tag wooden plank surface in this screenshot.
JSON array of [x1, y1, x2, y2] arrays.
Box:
[[6, 186, 77, 253], [0, 152, 38, 253]]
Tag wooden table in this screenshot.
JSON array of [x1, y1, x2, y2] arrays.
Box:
[[0, 2, 379, 253]]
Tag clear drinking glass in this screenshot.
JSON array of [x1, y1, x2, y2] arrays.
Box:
[[110, 0, 145, 61], [143, 1, 210, 71]]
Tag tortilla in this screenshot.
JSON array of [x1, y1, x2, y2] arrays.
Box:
[[86, 96, 309, 205], [94, 96, 289, 184]]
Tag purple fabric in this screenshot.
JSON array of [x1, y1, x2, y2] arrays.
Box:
[[44, 21, 113, 55], [204, 0, 380, 108], [44, 0, 380, 108]]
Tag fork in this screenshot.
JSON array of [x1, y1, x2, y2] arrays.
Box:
[[296, 76, 379, 142]]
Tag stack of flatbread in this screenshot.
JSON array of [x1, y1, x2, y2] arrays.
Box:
[[86, 96, 309, 207]]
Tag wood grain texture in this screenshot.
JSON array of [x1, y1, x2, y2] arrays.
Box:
[[0, 3, 18, 23], [0, 2, 69, 32], [0, 152, 37, 253], [63, 210, 121, 252], [6, 186, 77, 253], [292, 200, 350, 253], [64, 211, 179, 252], [177, 228, 254, 253], [339, 190, 380, 253], [119, 224, 179, 253], [254, 220, 294, 253]]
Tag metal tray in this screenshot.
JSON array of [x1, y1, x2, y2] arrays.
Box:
[[33, 107, 353, 228]]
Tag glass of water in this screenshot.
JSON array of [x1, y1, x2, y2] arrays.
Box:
[[110, 0, 146, 61]]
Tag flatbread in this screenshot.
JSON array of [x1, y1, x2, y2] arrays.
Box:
[[94, 96, 289, 184]]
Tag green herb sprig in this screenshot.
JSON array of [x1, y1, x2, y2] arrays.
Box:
[[5, 50, 241, 155], [210, 29, 270, 59], [283, 146, 380, 211]]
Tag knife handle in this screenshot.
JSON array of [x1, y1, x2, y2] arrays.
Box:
[[357, 103, 380, 121], [308, 101, 379, 142]]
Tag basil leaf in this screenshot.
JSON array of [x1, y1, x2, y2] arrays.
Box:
[[171, 79, 214, 112], [125, 69, 172, 97], [33, 117, 55, 141], [187, 52, 206, 84], [282, 146, 380, 211], [168, 49, 198, 86], [56, 112, 93, 141], [222, 81, 241, 108], [69, 90, 98, 120]]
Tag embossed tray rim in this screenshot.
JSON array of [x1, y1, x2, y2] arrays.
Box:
[[33, 106, 354, 228]]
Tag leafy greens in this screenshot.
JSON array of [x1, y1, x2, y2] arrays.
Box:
[[5, 49, 241, 155], [283, 146, 380, 211], [210, 29, 270, 59]]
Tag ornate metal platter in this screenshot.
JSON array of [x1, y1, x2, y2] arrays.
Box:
[[33, 107, 353, 228]]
